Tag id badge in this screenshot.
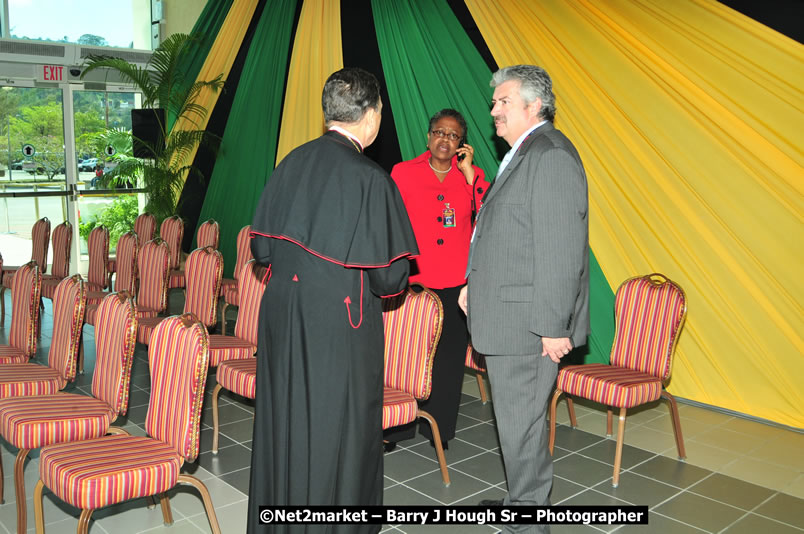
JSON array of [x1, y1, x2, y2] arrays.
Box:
[[442, 204, 456, 228]]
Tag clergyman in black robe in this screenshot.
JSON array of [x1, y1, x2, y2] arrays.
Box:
[[246, 68, 418, 533]]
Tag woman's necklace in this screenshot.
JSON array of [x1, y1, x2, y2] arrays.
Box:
[[428, 158, 451, 173]]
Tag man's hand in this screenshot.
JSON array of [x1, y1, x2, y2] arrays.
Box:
[[458, 285, 468, 314], [542, 337, 572, 363]]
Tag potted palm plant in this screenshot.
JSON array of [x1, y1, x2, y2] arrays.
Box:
[[81, 33, 224, 223]]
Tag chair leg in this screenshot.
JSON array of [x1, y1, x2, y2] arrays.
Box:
[[211, 384, 223, 454], [476, 372, 488, 404], [34, 480, 45, 534], [0, 447, 4, 504], [612, 407, 627, 488], [662, 391, 687, 459], [14, 448, 29, 534], [158, 492, 173, 525], [418, 410, 450, 487], [220, 302, 229, 336], [606, 407, 613, 437], [0, 285, 5, 326], [177, 475, 222, 534], [566, 396, 578, 427], [548, 388, 563, 455], [77, 509, 93, 534], [78, 329, 85, 375]]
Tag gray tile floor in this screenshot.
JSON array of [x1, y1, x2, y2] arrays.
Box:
[[0, 292, 802, 533]]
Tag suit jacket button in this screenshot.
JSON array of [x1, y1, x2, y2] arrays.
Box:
[[436, 216, 442, 222], [437, 194, 444, 201], [437, 239, 444, 245], [477, 187, 484, 194]]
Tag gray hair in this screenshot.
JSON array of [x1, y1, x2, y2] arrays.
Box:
[[491, 65, 556, 123], [322, 68, 381, 124]]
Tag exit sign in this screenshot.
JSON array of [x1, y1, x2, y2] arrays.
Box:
[[41, 65, 64, 82]]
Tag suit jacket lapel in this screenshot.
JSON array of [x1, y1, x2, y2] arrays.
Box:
[[484, 122, 554, 205]]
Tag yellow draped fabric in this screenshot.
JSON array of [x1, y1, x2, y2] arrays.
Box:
[[275, 0, 343, 164], [171, 0, 260, 192], [466, 0, 804, 427]]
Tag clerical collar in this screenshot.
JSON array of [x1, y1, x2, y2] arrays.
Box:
[[328, 126, 364, 152]]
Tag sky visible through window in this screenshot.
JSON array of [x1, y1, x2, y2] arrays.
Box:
[[8, 0, 142, 48]]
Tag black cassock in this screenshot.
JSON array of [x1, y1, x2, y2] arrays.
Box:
[[247, 130, 418, 533]]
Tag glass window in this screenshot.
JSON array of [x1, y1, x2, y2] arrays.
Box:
[[6, 0, 152, 50]]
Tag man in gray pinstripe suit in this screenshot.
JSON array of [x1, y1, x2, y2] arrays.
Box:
[[459, 65, 589, 533]]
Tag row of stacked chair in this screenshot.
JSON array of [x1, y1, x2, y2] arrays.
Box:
[[0, 264, 221, 533]]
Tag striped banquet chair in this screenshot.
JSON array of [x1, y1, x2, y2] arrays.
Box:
[[159, 215, 184, 289], [136, 246, 223, 345], [169, 218, 218, 290], [548, 273, 689, 487], [1, 217, 50, 326], [32, 314, 220, 534], [465, 343, 489, 405], [86, 225, 110, 291], [40, 221, 73, 300], [0, 275, 84, 531], [220, 224, 253, 335], [0, 262, 41, 364], [86, 239, 169, 330], [87, 231, 138, 304], [382, 286, 446, 484], [208, 260, 268, 453], [108, 212, 156, 275], [0, 291, 136, 533]]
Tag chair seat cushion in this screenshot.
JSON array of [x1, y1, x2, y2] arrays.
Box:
[[207, 335, 256, 367], [0, 346, 29, 364], [86, 290, 109, 306], [0, 393, 114, 449], [557, 363, 663, 409], [0, 364, 63, 398], [382, 387, 417, 429], [136, 316, 164, 345], [40, 434, 181, 509], [216, 358, 257, 399], [168, 269, 185, 289], [86, 282, 106, 292], [222, 284, 238, 307]]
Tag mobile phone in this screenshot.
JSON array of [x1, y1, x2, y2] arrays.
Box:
[[457, 140, 465, 162]]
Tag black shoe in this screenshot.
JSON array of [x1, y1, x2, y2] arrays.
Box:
[[383, 441, 397, 453], [478, 498, 504, 506]]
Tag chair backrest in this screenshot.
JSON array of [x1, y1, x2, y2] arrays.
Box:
[[136, 239, 170, 313], [233, 225, 253, 281], [465, 343, 486, 372], [92, 292, 137, 415], [50, 221, 72, 279], [115, 231, 139, 293], [9, 261, 41, 358], [145, 314, 209, 462], [31, 217, 51, 274], [133, 212, 157, 245], [610, 273, 687, 381], [184, 246, 223, 327], [48, 275, 86, 382], [233, 260, 268, 343], [382, 286, 443, 399], [196, 219, 220, 249], [159, 215, 184, 270], [87, 225, 109, 288]]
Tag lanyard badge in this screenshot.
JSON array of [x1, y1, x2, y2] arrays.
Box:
[[442, 203, 456, 228]]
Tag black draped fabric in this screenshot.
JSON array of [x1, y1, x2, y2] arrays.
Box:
[[247, 131, 417, 534]]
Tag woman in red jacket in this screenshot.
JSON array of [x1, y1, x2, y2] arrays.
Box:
[[386, 109, 487, 450]]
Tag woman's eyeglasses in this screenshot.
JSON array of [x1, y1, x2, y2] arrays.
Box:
[[430, 129, 462, 142]]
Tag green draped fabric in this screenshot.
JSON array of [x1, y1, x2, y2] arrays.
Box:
[[197, 0, 298, 278], [372, 0, 614, 364], [167, 0, 235, 131]]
